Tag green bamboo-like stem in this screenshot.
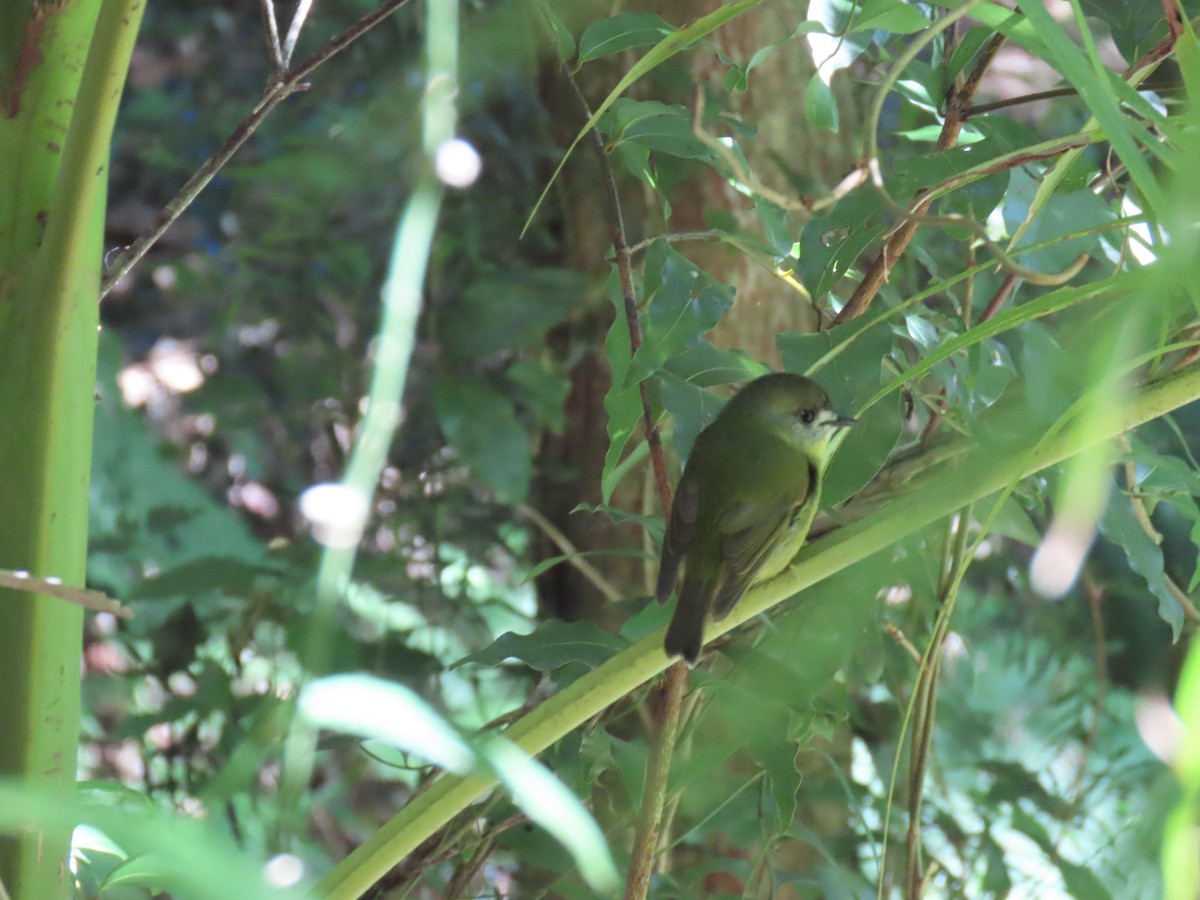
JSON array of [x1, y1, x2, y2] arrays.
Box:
[[313, 360, 1200, 900], [0, 0, 146, 894], [278, 0, 456, 854]]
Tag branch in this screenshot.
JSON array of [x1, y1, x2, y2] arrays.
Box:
[[312, 356, 1200, 900], [518, 504, 623, 604], [100, 0, 417, 300], [561, 62, 682, 900], [833, 11, 1004, 324], [258, 0, 285, 72]]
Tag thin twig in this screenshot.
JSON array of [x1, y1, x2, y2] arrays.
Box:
[[627, 230, 722, 256], [905, 507, 971, 900], [560, 61, 684, 900], [282, 0, 317, 67], [834, 28, 1006, 324], [0, 569, 132, 618], [443, 836, 496, 897], [978, 271, 1019, 325], [962, 87, 1079, 117], [258, 0, 285, 72], [884, 622, 922, 664], [518, 504, 624, 603], [100, 0, 417, 300]]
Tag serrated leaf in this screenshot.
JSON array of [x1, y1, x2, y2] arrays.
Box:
[[1099, 490, 1185, 638], [572, 502, 664, 543], [662, 339, 771, 387], [452, 618, 628, 670], [600, 270, 642, 504], [658, 370, 727, 464], [626, 243, 733, 385]]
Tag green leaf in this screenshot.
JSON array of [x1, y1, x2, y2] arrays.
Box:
[[1099, 489, 1185, 638], [626, 241, 733, 386], [747, 733, 800, 836], [572, 502, 665, 543], [662, 339, 771, 387], [434, 377, 531, 503], [797, 192, 886, 299], [823, 397, 904, 509], [523, 0, 764, 236], [506, 358, 570, 434], [1003, 177, 1110, 274], [609, 734, 648, 807], [300, 674, 475, 772], [777, 316, 894, 412], [537, 0, 576, 61], [453, 618, 628, 670], [894, 59, 943, 113], [1013, 0, 1165, 214], [482, 739, 620, 892], [988, 494, 1042, 546], [605, 98, 683, 134], [804, 74, 838, 131], [1079, 0, 1171, 61], [850, 0, 930, 34], [600, 270, 643, 504], [619, 109, 714, 160], [577, 13, 674, 63], [945, 25, 999, 85], [441, 268, 587, 362], [658, 370, 728, 463]]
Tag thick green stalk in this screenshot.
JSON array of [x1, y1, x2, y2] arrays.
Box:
[[0, 0, 145, 894], [313, 362, 1200, 899]]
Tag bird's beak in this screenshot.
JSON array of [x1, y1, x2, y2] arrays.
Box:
[[831, 414, 857, 428]]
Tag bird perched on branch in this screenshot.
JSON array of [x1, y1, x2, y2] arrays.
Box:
[[656, 373, 856, 664]]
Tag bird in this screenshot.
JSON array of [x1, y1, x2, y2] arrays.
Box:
[[656, 372, 856, 664]]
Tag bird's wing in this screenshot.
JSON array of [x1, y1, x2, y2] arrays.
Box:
[[655, 472, 701, 603], [710, 461, 813, 619]]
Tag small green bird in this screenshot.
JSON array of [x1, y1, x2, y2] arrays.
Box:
[[657, 373, 856, 663]]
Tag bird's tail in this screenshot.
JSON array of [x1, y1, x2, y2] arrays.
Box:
[[664, 576, 710, 664]]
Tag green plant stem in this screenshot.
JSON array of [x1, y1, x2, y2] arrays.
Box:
[[904, 506, 972, 898], [0, 0, 145, 893], [313, 362, 1200, 900], [278, 0, 455, 850], [1164, 625, 1200, 899], [624, 662, 687, 900]]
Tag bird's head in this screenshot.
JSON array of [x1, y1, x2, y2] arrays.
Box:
[[723, 372, 857, 460]]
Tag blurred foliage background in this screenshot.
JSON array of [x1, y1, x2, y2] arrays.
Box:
[[75, 0, 1200, 896]]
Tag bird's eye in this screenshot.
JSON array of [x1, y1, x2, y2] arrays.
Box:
[[798, 409, 816, 424]]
